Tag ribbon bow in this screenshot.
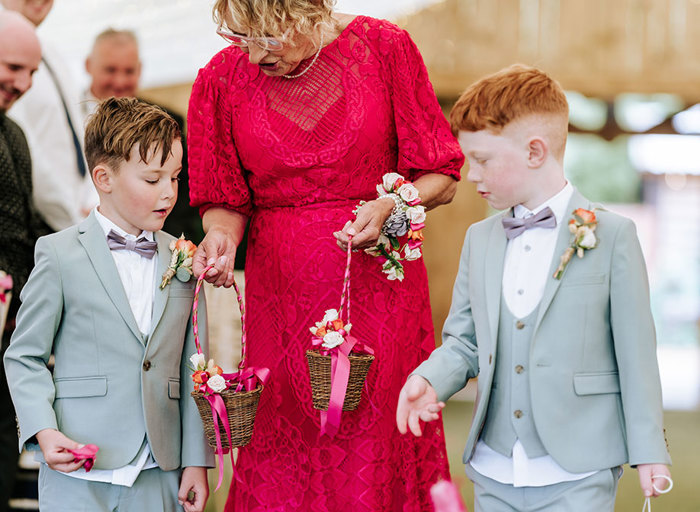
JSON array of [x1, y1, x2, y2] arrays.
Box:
[[501, 206, 557, 240], [106, 229, 158, 259]]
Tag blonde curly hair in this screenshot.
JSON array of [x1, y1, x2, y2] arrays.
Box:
[[213, 0, 336, 44]]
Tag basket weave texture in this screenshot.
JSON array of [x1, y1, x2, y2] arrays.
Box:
[[306, 349, 374, 411], [191, 384, 262, 450]]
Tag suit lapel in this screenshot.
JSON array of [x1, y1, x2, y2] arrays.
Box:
[[534, 189, 591, 330], [149, 232, 172, 339], [78, 212, 143, 342], [484, 213, 509, 345]]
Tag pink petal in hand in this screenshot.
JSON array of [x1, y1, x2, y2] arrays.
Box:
[[69, 444, 99, 472]]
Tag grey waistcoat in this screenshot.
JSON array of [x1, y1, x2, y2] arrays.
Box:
[[480, 295, 548, 458]]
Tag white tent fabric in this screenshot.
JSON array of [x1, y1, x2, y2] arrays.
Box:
[[39, 0, 442, 90]]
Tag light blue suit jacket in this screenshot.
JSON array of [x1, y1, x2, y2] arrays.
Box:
[[4, 212, 214, 471], [415, 190, 671, 473]]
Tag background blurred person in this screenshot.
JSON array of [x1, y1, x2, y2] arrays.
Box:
[[1, 0, 96, 232], [82, 28, 202, 243], [0, 11, 46, 511]]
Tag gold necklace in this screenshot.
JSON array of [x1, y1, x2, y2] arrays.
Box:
[[283, 32, 325, 79]]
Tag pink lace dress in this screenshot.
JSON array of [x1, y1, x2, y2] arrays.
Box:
[[188, 16, 464, 512]]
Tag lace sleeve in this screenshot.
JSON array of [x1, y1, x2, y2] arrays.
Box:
[[386, 28, 464, 182], [187, 57, 253, 217]]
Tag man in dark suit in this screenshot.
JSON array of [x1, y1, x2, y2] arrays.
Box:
[[0, 11, 47, 511]]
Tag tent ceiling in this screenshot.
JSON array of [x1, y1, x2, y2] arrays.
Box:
[[401, 0, 700, 101]]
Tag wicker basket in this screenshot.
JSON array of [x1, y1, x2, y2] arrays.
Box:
[[192, 384, 262, 450], [189, 266, 265, 452], [306, 349, 374, 411]]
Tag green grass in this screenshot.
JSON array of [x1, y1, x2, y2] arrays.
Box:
[[442, 401, 700, 511]]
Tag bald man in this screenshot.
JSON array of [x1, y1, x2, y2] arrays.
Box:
[[1, 0, 95, 232], [0, 11, 47, 511]]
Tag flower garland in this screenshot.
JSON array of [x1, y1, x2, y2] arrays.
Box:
[[356, 173, 426, 281], [553, 208, 598, 279]]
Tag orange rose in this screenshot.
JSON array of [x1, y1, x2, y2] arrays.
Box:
[[331, 319, 344, 331], [175, 238, 197, 257], [408, 229, 424, 242], [316, 326, 328, 338], [573, 208, 596, 225], [192, 370, 208, 384]]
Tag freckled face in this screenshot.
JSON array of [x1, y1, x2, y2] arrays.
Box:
[[97, 140, 182, 236], [459, 129, 535, 211]]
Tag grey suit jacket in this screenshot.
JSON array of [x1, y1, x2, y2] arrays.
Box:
[[415, 189, 671, 473], [4, 212, 214, 471]]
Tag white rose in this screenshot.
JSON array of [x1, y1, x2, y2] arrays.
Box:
[[207, 374, 227, 393], [578, 226, 597, 249], [398, 183, 419, 204], [382, 173, 403, 192], [404, 245, 422, 261], [322, 331, 345, 349], [377, 234, 391, 250], [322, 309, 339, 323], [190, 353, 206, 370], [376, 184, 386, 196], [405, 206, 426, 224]]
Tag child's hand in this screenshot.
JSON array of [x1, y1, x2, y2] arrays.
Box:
[[396, 375, 445, 437], [35, 428, 85, 473], [637, 463, 672, 498], [178, 466, 209, 512]]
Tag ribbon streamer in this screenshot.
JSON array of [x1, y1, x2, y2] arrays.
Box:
[[191, 264, 269, 491]]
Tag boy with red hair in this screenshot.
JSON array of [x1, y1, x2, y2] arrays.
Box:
[[397, 65, 671, 511]]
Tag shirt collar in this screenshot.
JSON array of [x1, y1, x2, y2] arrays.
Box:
[[94, 206, 154, 241], [513, 181, 573, 226]]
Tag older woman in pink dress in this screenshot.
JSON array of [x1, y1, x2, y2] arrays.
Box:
[[188, 1, 464, 510]]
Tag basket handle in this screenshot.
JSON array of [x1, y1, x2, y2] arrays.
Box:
[[338, 237, 352, 324], [192, 264, 248, 371]]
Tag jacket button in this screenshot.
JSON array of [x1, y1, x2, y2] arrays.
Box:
[[515, 365, 524, 374], [514, 410, 523, 419], [516, 320, 525, 330], [142, 360, 152, 371]]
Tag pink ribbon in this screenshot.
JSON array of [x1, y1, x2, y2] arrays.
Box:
[[200, 367, 270, 491], [311, 335, 374, 437], [69, 444, 99, 472]]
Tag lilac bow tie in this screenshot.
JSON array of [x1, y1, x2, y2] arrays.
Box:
[[501, 207, 557, 240], [106, 229, 158, 259]]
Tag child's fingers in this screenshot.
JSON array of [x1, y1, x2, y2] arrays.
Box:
[[50, 458, 84, 473], [407, 410, 424, 437]]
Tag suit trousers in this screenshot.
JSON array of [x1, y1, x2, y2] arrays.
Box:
[[38, 463, 183, 512], [466, 463, 622, 512]]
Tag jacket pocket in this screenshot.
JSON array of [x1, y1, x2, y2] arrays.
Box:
[[573, 371, 620, 395], [54, 376, 108, 398], [561, 273, 606, 287], [168, 378, 181, 399]]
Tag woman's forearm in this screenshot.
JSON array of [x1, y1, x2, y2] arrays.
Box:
[[201, 206, 248, 246], [412, 173, 458, 211]]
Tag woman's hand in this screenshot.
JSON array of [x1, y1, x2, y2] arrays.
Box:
[[334, 197, 394, 251], [193, 207, 247, 288], [193, 227, 237, 287]]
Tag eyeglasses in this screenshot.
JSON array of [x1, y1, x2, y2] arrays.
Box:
[[216, 26, 284, 52]]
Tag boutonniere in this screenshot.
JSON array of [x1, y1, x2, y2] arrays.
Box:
[[160, 235, 197, 289], [553, 208, 598, 279]]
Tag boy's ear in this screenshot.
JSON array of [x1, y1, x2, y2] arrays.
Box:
[[92, 165, 113, 193], [527, 137, 548, 168]]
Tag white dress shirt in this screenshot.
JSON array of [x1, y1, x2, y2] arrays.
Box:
[[470, 182, 598, 487], [62, 208, 158, 486]]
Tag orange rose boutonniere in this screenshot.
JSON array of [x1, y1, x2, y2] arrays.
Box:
[[553, 208, 598, 280], [160, 235, 197, 289]]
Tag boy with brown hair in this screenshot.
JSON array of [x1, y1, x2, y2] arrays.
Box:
[[4, 97, 213, 512], [397, 65, 671, 511]]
